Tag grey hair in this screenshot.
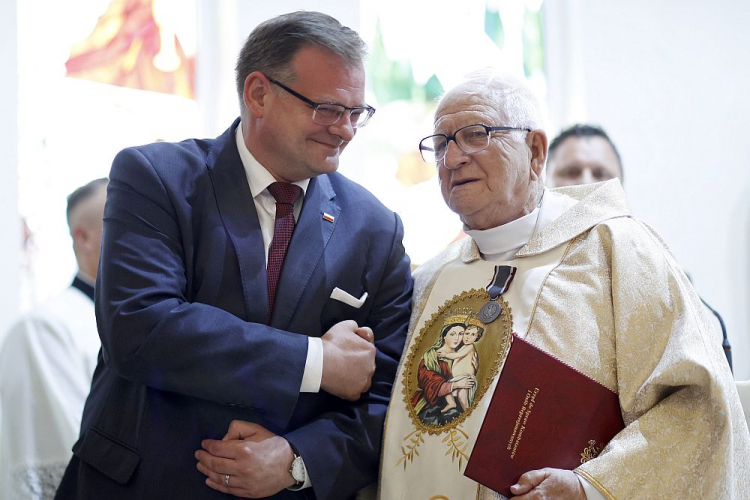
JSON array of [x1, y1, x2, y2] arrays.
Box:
[[234, 11, 367, 108], [438, 71, 544, 140]]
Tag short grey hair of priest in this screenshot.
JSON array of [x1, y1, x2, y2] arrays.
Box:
[[437, 71, 544, 141], [235, 10, 367, 108]]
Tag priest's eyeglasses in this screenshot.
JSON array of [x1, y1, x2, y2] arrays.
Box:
[[267, 77, 376, 128], [419, 124, 532, 164]]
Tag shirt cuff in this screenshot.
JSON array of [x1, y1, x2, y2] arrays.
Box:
[[300, 337, 323, 393], [577, 473, 606, 500]]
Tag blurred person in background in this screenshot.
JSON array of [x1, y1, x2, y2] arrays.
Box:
[[0, 178, 107, 499], [545, 124, 622, 187], [547, 124, 732, 369]]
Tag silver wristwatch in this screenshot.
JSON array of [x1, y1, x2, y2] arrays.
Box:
[[289, 453, 305, 485]]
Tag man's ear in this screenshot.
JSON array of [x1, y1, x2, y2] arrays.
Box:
[[243, 72, 272, 118], [528, 129, 548, 181], [71, 225, 90, 253]]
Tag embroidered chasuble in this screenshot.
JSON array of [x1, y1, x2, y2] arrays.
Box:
[[380, 181, 750, 499]]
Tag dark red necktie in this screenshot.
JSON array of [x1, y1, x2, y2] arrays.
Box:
[[266, 182, 302, 322]]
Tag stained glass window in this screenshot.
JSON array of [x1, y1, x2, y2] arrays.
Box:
[[344, 0, 546, 265]]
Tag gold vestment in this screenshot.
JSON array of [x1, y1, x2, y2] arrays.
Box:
[[381, 180, 750, 499]]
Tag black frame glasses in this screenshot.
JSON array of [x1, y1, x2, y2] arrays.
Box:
[[419, 124, 532, 164], [267, 77, 376, 128]]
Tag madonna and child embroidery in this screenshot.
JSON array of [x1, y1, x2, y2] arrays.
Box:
[[398, 287, 513, 470]]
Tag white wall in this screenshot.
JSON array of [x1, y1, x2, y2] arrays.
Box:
[[546, 0, 750, 379], [0, 0, 20, 339]]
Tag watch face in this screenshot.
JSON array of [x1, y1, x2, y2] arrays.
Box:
[[291, 456, 305, 483]]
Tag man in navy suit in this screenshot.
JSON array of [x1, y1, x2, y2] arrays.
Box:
[[55, 11, 412, 500]]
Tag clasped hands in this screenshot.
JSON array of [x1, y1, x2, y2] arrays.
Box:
[[196, 420, 294, 498], [195, 320, 375, 497]]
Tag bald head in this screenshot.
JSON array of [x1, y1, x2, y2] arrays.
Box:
[[67, 178, 108, 279]]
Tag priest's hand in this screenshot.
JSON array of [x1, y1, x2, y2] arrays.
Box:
[[195, 420, 296, 498], [510, 467, 585, 499]]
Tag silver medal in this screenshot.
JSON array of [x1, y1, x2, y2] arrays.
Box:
[[479, 299, 501, 324]]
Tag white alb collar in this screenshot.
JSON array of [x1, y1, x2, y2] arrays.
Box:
[[465, 206, 541, 261]]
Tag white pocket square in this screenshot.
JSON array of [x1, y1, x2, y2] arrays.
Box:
[[330, 287, 368, 309]]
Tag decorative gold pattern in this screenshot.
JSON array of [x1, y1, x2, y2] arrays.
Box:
[[442, 425, 470, 469], [442, 306, 477, 326], [395, 429, 424, 469], [580, 439, 605, 464], [401, 289, 512, 435]]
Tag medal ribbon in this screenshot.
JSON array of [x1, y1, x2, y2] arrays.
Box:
[[479, 265, 517, 324], [487, 265, 517, 300]]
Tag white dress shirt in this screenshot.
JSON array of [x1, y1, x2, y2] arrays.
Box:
[[235, 124, 321, 490], [235, 124, 323, 395]]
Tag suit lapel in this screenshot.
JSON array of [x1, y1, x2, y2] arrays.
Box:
[[270, 174, 340, 330], [207, 119, 269, 324]]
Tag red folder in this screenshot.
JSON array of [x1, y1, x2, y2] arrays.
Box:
[[464, 333, 624, 496]]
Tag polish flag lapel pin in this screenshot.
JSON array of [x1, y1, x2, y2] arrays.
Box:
[[322, 212, 335, 223]]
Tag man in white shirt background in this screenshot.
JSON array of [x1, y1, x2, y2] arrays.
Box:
[[0, 177, 106, 499]]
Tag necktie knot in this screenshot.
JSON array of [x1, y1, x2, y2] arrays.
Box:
[[268, 182, 301, 206]]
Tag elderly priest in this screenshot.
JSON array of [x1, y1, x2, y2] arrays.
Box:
[[379, 72, 750, 499]]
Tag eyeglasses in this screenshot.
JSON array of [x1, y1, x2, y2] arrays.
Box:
[[419, 124, 532, 164], [267, 77, 376, 128]]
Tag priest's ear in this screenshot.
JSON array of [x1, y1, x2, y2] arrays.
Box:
[[527, 129, 548, 181], [242, 72, 272, 118]]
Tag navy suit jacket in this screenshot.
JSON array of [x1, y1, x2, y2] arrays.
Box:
[[56, 119, 412, 500]]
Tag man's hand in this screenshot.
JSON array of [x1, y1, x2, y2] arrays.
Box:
[[510, 468, 585, 499], [320, 320, 376, 401], [195, 421, 295, 498]]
